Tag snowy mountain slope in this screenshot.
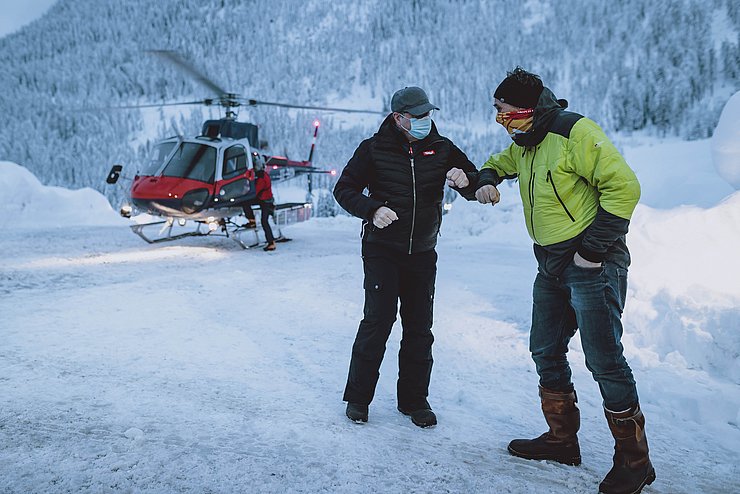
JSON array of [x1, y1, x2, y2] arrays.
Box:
[[0, 0, 738, 203]]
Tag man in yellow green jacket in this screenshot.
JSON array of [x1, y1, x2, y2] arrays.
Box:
[[475, 68, 655, 494]]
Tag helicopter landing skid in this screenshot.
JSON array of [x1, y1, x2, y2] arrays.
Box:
[[130, 220, 217, 244], [130, 218, 291, 250], [230, 225, 290, 249], [230, 226, 261, 249]]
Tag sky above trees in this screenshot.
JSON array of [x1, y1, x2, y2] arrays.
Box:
[[0, 0, 57, 38]]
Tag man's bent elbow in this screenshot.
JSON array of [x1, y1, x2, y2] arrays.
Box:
[[626, 178, 641, 205]]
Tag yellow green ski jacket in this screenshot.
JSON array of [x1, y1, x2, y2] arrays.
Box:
[[478, 88, 641, 276]]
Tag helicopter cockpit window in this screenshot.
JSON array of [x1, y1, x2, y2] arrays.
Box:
[[143, 141, 177, 176], [223, 145, 248, 180], [162, 143, 216, 184]]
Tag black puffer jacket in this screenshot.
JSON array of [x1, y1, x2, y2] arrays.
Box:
[[334, 115, 478, 254]]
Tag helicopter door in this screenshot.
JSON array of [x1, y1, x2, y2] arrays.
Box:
[[221, 145, 249, 180], [216, 145, 254, 204]]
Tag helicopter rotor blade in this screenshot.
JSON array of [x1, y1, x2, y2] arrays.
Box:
[[107, 100, 210, 110], [241, 98, 384, 115], [147, 50, 229, 97], [73, 100, 211, 112]]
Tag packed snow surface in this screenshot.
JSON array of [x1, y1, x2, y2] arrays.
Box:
[[1, 136, 739, 493]]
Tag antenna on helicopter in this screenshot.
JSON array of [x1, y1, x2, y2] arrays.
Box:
[[307, 120, 320, 163]]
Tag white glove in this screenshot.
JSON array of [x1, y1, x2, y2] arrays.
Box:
[[372, 206, 398, 229], [446, 168, 470, 188], [475, 185, 501, 205], [573, 251, 602, 269]]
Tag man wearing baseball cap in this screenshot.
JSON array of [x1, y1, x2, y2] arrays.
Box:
[[475, 67, 654, 494], [334, 86, 478, 428]]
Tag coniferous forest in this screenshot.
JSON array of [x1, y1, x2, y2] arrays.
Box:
[[0, 0, 738, 210]]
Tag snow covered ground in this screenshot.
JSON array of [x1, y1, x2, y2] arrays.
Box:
[[1, 135, 739, 493]]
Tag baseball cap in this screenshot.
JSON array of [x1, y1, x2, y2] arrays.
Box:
[[391, 86, 440, 116]]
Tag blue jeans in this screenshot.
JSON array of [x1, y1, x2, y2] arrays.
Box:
[[530, 260, 638, 411]]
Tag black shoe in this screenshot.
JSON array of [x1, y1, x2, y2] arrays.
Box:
[[398, 406, 437, 428], [346, 403, 368, 423]]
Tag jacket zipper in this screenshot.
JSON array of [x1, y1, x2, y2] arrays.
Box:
[[402, 139, 442, 255], [546, 170, 575, 222], [408, 145, 416, 254], [528, 147, 538, 243]]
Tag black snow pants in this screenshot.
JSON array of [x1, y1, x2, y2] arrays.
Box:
[[343, 242, 437, 410]]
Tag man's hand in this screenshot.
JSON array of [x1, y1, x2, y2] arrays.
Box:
[[372, 206, 398, 229], [446, 168, 470, 188], [475, 185, 501, 205], [573, 252, 602, 269]]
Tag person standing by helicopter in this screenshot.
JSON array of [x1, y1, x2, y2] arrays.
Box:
[[334, 86, 479, 427], [243, 156, 277, 251]]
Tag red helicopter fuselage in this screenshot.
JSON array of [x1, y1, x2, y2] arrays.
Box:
[[125, 133, 316, 222], [129, 135, 258, 220]]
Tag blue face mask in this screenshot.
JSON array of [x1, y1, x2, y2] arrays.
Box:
[[400, 114, 432, 140]]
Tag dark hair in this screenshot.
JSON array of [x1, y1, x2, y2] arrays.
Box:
[[494, 67, 544, 108], [507, 67, 543, 91]]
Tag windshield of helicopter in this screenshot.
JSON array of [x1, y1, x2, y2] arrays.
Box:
[[161, 143, 217, 183], [142, 141, 177, 176]]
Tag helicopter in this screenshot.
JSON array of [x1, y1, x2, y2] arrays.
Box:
[[105, 50, 383, 248]]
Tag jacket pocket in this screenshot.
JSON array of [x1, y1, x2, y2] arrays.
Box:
[[413, 205, 440, 243], [363, 278, 383, 292], [547, 170, 575, 222]]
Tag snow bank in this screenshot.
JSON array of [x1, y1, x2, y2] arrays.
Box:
[[712, 90, 740, 190], [622, 136, 735, 208], [626, 192, 740, 383], [0, 161, 125, 229]]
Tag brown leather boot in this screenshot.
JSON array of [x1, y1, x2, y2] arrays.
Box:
[[508, 386, 581, 465], [599, 404, 656, 494]]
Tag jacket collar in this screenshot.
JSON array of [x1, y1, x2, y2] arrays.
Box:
[[513, 87, 567, 148]]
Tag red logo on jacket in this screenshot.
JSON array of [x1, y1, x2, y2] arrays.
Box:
[[422, 150, 435, 156]]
